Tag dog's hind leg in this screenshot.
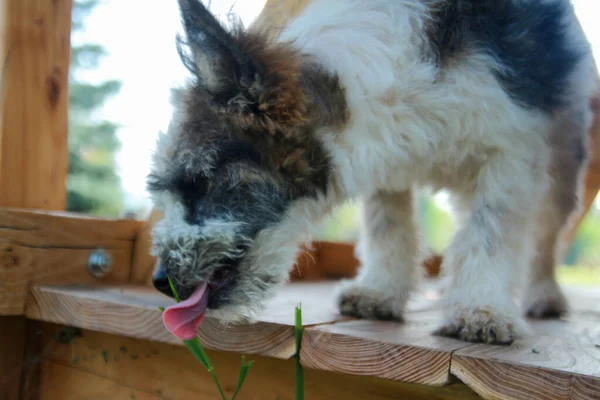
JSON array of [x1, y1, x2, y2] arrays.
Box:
[[524, 105, 593, 319]]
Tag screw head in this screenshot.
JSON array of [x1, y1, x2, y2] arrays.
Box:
[[88, 248, 112, 278]]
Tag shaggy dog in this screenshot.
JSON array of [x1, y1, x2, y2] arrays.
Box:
[[148, 0, 598, 344]]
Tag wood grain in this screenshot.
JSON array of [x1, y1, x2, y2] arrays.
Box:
[[41, 362, 162, 400], [0, 209, 141, 315], [130, 209, 163, 285], [25, 282, 346, 359], [451, 317, 600, 400], [0, 0, 73, 210], [36, 322, 481, 400], [22, 280, 600, 397], [0, 0, 73, 397], [300, 287, 471, 387]]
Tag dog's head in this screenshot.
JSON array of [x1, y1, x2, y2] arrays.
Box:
[[148, 0, 347, 321]]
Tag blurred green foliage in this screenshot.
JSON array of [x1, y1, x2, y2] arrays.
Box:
[[315, 191, 600, 272], [66, 0, 124, 217]]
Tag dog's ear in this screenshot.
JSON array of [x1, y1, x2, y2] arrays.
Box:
[[177, 0, 264, 105], [176, 0, 306, 129]]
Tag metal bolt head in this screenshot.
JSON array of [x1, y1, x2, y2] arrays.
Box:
[[88, 248, 112, 278]]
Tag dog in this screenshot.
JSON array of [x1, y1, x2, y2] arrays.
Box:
[[148, 0, 599, 344]]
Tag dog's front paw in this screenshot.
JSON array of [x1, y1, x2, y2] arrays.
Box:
[[433, 308, 529, 345], [524, 279, 568, 319], [336, 281, 407, 322]]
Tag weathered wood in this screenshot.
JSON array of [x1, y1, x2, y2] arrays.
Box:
[[0, 209, 141, 315], [451, 317, 600, 400], [130, 209, 163, 285], [0, 0, 73, 210], [21, 280, 600, 397], [41, 362, 162, 400], [25, 282, 345, 359], [300, 286, 471, 387], [37, 322, 481, 400], [0, 0, 73, 397], [301, 315, 471, 387]]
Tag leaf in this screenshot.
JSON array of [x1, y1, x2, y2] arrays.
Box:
[[167, 275, 181, 303], [183, 338, 211, 370], [230, 356, 255, 399]]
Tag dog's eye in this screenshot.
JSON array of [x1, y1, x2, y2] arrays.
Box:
[[175, 176, 208, 202]]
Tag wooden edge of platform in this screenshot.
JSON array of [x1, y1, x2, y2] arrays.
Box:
[[21, 281, 600, 397]]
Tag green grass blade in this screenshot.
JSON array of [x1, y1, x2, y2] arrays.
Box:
[[167, 275, 181, 302], [183, 338, 210, 370], [230, 356, 255, 400], [295, 304, 304, 400]]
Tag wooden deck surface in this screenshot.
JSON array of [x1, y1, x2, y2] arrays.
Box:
[[23, 280, 600, 400]]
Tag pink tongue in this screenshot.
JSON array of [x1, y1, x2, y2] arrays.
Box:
[[162, 282, 209, 340]]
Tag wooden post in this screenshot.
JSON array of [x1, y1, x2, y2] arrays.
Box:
[[0, 0, 72, 209], [0, 1, 72, 399]]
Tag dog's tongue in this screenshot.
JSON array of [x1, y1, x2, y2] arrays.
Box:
[[162, 282, 209, 340]]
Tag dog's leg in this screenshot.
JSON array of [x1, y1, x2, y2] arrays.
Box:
[[336, 190, 419, 321], [434, 156, 545, 344], [525, 107, 591, 319]]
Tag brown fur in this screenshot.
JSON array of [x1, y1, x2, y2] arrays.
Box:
[[170, 30, 348, 201]]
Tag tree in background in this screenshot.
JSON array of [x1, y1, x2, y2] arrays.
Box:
[[67, 0, 124, 217]]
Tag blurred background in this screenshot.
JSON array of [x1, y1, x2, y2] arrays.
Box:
[[69, 0, 600, 285]]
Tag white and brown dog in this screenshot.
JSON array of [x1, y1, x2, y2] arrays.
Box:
[[148, 0, 599, 344]]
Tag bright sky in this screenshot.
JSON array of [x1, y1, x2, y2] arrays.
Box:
[[77, 0, 600, 215]]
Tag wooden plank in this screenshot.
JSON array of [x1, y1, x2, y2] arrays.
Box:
[[0, 209, 141, 315], [300, 284, 473, 387], [0, 0, 74, 398], [25, 282, 346, 359], [25, 280, 600, 393], [0, 0, 73, 210], [451, 318, 600, 400], [40, 362, 162, 400], [130, 209, 162, 285], [37, 322, 481, 400]]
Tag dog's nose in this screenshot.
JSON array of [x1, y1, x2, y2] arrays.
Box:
[[152, 263, 174, 299]]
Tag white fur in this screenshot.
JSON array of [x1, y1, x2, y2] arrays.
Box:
[[244, 0, 598, 341], [150, 0, 598, 341]]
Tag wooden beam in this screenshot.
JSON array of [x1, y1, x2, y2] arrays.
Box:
[[130, 209, 163, 285], [0, 0, 73, 210], [25, 282, 345, 360], [0, 209, 141, 315], [21, 282, 600, 398], [33, 321, 481, 400], [0, 1, 73, 398], [301, 314, 472, 387], [451, 316, 600, 400]]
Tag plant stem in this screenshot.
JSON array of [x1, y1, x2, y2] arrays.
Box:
[[295, 304, 304, 400]]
